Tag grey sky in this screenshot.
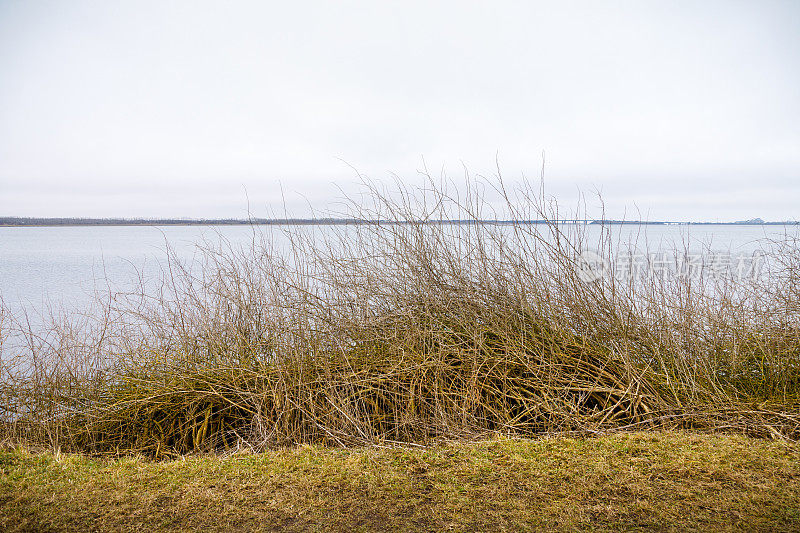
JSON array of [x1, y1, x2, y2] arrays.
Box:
[[1, 0, 798, 220]]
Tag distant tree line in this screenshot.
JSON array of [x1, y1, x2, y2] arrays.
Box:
[[0, 217, 369, 226], [0, 217, 550, 226], [0, 217, 795, 227]]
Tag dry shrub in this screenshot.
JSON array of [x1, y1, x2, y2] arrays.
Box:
[[1, 176, 799, 455]]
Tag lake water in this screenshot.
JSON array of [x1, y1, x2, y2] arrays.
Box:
[[0, 224, 796, 319]]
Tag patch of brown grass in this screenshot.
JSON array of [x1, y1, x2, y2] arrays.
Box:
[[1, 431, 799, 532]]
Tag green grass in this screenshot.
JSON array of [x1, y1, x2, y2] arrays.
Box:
[[2, 431, 799, 532]]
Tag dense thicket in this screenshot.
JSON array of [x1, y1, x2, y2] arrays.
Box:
[[1, 179, 798, 455]]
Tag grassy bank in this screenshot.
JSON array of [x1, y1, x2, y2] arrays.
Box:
[[1, 432, 798, 531]]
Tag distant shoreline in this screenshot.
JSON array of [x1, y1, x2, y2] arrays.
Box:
[[0, 217, 797, 227]]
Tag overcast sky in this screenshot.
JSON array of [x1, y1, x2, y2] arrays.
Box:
[[0, 0, 798, 221]]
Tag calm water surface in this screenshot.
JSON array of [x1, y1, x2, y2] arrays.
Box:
[[0, 224, 795, 318]]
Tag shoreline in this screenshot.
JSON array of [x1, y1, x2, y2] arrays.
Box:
[[1, 220, 797, 227]]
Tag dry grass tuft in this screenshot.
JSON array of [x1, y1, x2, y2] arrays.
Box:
[[1, 177, 799, 455]]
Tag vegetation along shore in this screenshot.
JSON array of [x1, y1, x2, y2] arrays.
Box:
[[1, 179, 798, 530]]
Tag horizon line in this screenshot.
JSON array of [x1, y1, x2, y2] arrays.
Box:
[[0, 216, 797, 227]]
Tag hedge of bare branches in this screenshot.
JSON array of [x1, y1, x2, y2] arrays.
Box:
[[1, 178, 798, 456]]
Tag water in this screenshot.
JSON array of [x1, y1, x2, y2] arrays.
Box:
[[0, 224, 795, 318]]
